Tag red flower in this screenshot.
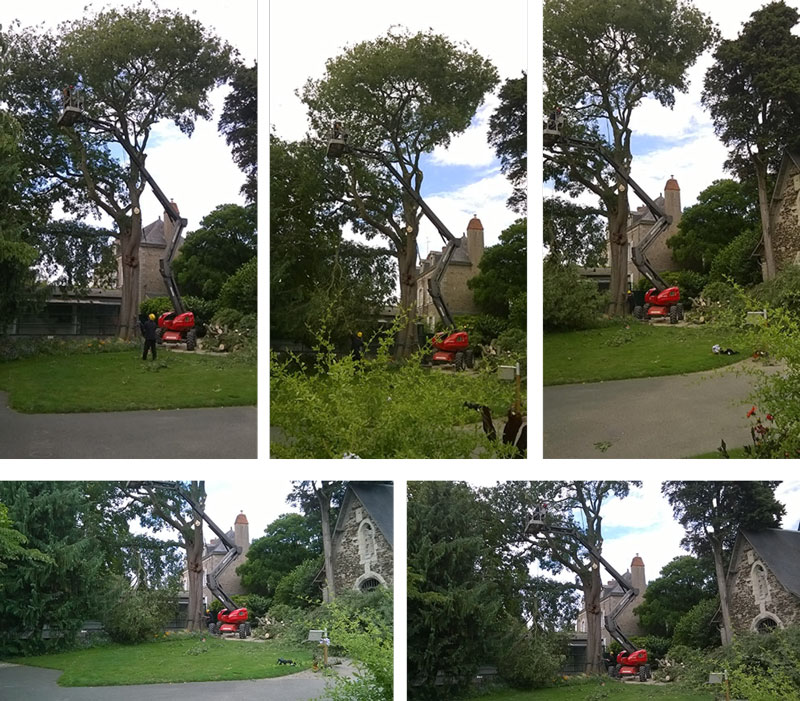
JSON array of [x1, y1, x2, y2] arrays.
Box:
[[747, 406, 757, 418], [766, 414, 774, 422]]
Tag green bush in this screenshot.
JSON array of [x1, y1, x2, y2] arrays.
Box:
[[709, 227, 762, 286], [496, 624, 567, 689], [672, 597, 720, 650], [753, 264, 800, 311], [0, 336, 136, 362], [449, 314, 510, 345], [273, 557, 323, 609], [218, 256, 257, 314], [138, 295, 218, 335], [101, 579, 178, 644], [660, 269, 708, 306], [542, 257, 606, 331], [509, 291, 526, 330], [138, 296, 173, 319], [205, 308, 257, 355]]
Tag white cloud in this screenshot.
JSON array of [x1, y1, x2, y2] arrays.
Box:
[[430, 95, 500, 168]]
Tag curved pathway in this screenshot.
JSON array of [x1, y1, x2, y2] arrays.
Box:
[[543, 360, 782, 459], [0, 391, 257, 459], [0, 661, 352, 700]]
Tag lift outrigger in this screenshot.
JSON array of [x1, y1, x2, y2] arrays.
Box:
[[58, 87, 197, 348], [525, 507, 652, 681], [544, 110, 683, 324], [326, 123, 473, 370]]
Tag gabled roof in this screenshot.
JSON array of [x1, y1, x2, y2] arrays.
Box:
[[738, 528, 800, 598], [142, 219, 166, 247], [333, 481, 394, 548]]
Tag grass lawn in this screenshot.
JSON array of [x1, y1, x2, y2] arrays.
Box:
[[544, 323, 749, 385], [466, 680, 713, 700], [0, 350, 256, 413], [10, 636, 312, 686]]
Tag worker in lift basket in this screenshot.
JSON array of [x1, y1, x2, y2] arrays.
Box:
[[141, 313, 158, 361]]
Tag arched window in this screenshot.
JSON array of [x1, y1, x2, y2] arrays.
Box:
[[358, 520, 376, 564], [359, 577, 381, 593], [757, 616, 778, 634], [751, 562, 769, 602]]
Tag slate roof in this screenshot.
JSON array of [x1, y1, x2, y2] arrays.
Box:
[[142, 219, 166, 247], [340, 481, 394, 547], [740, 528, 800, 598], [629, 196, 666, 225], [205, 529, 235, 556]]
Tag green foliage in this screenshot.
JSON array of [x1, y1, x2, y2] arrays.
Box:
[[273, 557, 323, 609], [451, 313, 510, 345], [218, 62, 257, 204], [101, 578, 178, 644], [172, 204, 256, 301], [237, 512, 321, 599], [315, 590, 393, 701], [217, 256, 257, 314], [667, 179, 759, 273], [496, 624, 568, 689], [0, 335, 137, 362], [543, 257, 606, 331], [0, 502, 51, 582], [468, 218, 527, 319], [488, 73, 527, 213], [543, 196, 607, 267], [634, 556, 716, 638], [753, 264, 800, 310], [35, 219, 116, 290], [708, 227, 762, 286], [671, 597, 721, 650]]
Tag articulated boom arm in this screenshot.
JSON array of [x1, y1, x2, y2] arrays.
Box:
[[525, 512, 638, 654], [58, 89, 187, 314], [127, 481, 241, 612], [544, 115, 672, 293], [326, 126, 458, 328]]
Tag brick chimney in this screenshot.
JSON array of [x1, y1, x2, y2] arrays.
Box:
[[234, 511, 249, 558], [664, 177, 681, 231], [466, 215, 484, 268], [631, 553, 646, 593]]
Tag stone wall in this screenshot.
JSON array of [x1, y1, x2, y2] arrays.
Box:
[[729, 540, 800, 632], [417, 261, 480, 329], [139, 244, 169, 301], [332, 494, 393, 594], [772, 167, 800, 272]]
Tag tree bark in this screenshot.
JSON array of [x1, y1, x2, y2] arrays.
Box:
[[607, 206, 630, 317], [711, 534, 733, 645], [185, 522, 205, 631], [584, 565, 604, 674], [395, 236, 418, 360], [316, 483, 336, 601], [754, 155, 775, 280]]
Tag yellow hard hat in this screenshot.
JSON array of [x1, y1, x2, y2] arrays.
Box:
[[357, 331, 363, 337], [149, 313, 156, 320]]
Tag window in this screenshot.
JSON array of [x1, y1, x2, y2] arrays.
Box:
[[752, 562, 769, 602], [757, 616, 778, 634], [359, 577, 381, 593], [358, 520, 376, 564]]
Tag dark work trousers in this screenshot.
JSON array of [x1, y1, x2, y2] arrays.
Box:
[[142, 339, 157, 360]]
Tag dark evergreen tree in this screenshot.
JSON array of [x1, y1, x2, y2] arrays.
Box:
[[218, 62, 257, 204], [488, 72, 527, 213]]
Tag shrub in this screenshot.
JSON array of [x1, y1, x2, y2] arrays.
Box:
[[709, 228, 762, 286], [753, 264, 800, 311], [101, 579, 178, 644], [0, 336, 136, 362], [205, 308, 257, 355], [672, 597, 720, 650], [449, 314, 509, 345], [660, 269, 708, 306], [496, 624, 568, 689], [273, 557, 323, 609], [218, 256, 257, 314], [509, 291, 526, 330], [542, 257, 606, 331]]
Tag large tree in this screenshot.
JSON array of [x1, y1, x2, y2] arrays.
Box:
[[1, 7, 234, 339], [218, 61, 257, 205], [666, 178, 759, 274], [661, 481, 784, 645], [488, 72, 527, 214], [35, 219, 116, 290], [543, 196, 607, 267], [237, 512, 320, 600], [300, 28, 498, 357], [544, 0, 716, 316], [633, 555, 715, 638], [172, 203, 256, 301], [489, 480, 639, 674], [702, 1, 800, 280]]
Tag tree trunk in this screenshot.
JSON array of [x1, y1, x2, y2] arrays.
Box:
[[711, 535, 733, 645], [607, 207, 629, 317], [754, 156, 775, 280], [395, 236, 419, 360], [117, 212, 143, 340], [584, 566, 604, 674], [316, 485, 336, 601], [185, 522, 205, 631]]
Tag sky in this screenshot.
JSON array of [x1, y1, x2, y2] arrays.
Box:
[[557, 0, 800, 214], [0, 0, 257, 235], [268, 0, 528, 259]]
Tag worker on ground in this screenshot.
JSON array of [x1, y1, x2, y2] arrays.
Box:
[[352, 330, 365, 361], [141, 313, 158, 360]]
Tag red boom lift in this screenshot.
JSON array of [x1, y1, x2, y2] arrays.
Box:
[[58, 87, 197, 348], [525, 508, 652, 682], [545, 111, 683, 324], [326, 124, 474, 370]]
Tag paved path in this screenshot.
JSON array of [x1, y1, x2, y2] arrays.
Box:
[[0, 661, 352, 700], [0, 391, 257, 459], [544, 360, 782, 458]]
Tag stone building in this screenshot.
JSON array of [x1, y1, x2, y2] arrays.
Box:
[[626, 177, 682, 285], [760, 151, 800, 275], [180, 511, 251, 605], [416, 215, 484, 330], [725, 528, 800, 634], [327, 481, 393, 600], [576, 554, 648, 647], [117, 201, 184, 304]]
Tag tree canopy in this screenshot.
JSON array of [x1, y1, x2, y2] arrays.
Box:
[[488, 72, 527, 214], [301, 28, 498, 356], [219, 62, 257, 204], [172, 203, 256, 302], [544, 0, 716, 316], [703, 1, 800, 279], [543, 196, 607, 267]]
